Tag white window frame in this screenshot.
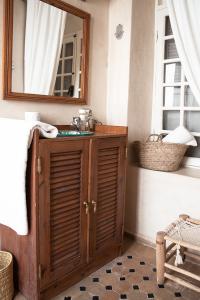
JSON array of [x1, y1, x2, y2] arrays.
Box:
[[54, 31, 83, 97], [152, 0, 200, 168]]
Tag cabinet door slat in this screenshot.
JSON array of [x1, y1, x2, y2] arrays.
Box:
[[51, 189, 80, 201], [52, 238, 80, 259], [49, 147, 86, 271], [51, 202, 80, 219], [51, 165, 81, 178], [51, 157, 81, 168]]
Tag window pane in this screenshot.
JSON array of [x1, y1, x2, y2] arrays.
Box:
[[54, 92, 61, 96], [55, 77, 61, 90], [63, 76, 72, 90], [64, 59, 73, 74], [164, 62, 181, 83], [186, 137, 200, 158], [164, 39, 178, 59], [163, 87, 181, 106], [184, 111, 200, 132], [65, 42, 73, 57], [163, 111, 180, 130], [57, 61, 62, 75], [165, 16, 173, 36], [184, 86, 199, 107]]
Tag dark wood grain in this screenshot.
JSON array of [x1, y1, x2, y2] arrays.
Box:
[[3, 0, 90, 105], [95, 125, 128, 135]]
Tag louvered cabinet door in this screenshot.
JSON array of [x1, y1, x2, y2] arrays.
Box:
[[38, 139, 89, 288], [89, 137, 127, 259]]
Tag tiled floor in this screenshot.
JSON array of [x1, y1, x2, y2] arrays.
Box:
[[15, 238, 200, 300]]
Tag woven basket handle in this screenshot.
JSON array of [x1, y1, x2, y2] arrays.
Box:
[[147, 134, 163, 142]]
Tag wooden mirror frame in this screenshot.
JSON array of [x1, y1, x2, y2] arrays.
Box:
[[3, 0, 90, 104]]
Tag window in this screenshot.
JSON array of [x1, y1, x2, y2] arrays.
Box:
[[153, 3, 200, 167], [54, 32, 82, 98]]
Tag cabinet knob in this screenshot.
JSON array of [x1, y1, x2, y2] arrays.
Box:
[[92, 200, 97, 213], [83, 201, 89, 215]]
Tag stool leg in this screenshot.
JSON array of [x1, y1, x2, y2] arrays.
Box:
[[156, 231, 166, 285], [179, 214, 189, 261]]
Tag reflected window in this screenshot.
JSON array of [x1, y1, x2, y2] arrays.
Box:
[[54, 31, 82, 97]]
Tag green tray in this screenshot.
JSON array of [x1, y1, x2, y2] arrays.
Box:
[[57, 130, 94, 137]]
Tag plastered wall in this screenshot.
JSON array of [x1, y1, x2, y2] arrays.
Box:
[[106, 0, 133, 126], [65, 13, 83, 35], [0, 0, 109, 124], [127, 0, 155, 141]]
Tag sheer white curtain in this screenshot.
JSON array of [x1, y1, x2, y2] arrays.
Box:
[[24, 0, 67, 95], [167, 0, 200, 105]]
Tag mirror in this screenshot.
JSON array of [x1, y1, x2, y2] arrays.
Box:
[[3, 0, 90, 104]]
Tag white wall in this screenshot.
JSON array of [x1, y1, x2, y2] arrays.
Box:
[[106, 0, 133, 126], [125, 167, 200, 243], [127, 0, 155, 141], [65, 13, 83, 35], [0, 0, 109, 124]]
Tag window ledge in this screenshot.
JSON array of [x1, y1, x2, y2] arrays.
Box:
[[173, 167, 200, 179], [132, 164, 200, 179]]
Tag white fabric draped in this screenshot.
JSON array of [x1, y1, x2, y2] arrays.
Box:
[[167, 0, 200, 105], [24, 0, 66, 95], [0, 118, 58, 235]]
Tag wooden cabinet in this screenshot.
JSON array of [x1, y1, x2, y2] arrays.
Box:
[[0, 125, 127, 300]]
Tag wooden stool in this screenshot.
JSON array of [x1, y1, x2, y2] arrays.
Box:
[[156, 214, 200, 293]]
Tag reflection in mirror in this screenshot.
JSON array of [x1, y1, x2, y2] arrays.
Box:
[[12, 0, 84, 99]]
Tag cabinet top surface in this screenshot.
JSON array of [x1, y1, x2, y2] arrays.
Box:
[[38, 125, 128, 143], [40, 131, 127, 143]]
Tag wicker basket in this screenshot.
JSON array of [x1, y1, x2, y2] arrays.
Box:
[[0, 251, 14, 300], [135, 134, 188, 172]]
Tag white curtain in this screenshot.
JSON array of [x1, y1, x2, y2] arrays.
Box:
[[167, 0, 200, 105], [24, 0, 67, 95]]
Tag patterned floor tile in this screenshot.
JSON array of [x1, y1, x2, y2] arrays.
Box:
[[111, 279, 132, 294], [15, 238, 200, 300], [101, 291, 119, 300], [71, 291, 91, 300], [87, 283, 107, 298], [127, 290, 148, 300]]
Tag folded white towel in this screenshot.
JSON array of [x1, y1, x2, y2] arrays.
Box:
[[162, 126, 197, 146], [0, 118, 58, 235]]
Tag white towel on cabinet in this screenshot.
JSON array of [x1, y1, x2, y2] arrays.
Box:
[[0, 118, 58, 235]]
